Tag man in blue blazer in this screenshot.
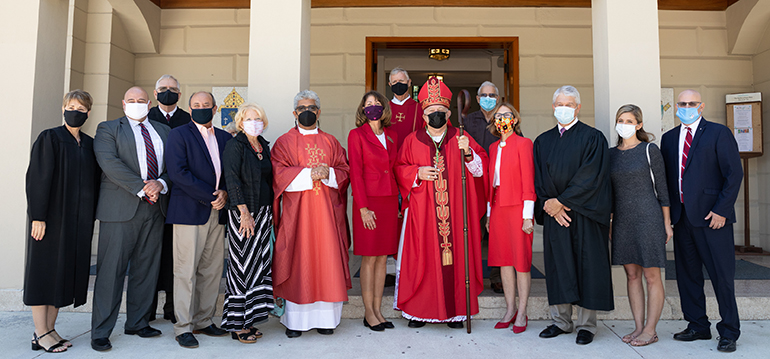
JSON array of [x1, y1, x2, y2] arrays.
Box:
[[165, 91, 232, 348], [660, 89, 743, 353]]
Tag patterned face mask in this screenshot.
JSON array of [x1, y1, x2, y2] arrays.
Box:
[[495, 113, 515, 135]]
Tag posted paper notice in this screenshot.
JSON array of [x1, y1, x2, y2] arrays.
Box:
[[733, 104, 753, 128], [735, 128, 753, 152]]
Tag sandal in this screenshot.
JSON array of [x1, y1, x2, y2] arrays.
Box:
[[621, 333, 639, 343], [231, 330, 257, 344], [51, 329, 72, 348], [249, 327, 263, 339], [32, 330, 67, 353], [630, 334, 659, 347]]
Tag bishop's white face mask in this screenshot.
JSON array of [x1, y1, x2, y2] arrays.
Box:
[[554, 106, 576, 125], [615, 123, 637, 139], [124, 102, 150, 120]]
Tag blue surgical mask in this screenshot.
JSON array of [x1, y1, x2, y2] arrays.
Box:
[[480, 97, 497, 111], [676, 107, 700, 125], [554, 106, 576, 125]]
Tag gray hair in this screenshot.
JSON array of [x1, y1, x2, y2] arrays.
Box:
[[552, 85, 581, 105], [155, 74, 180, 90], [477, 81, 499, 96], [294, 90, 321, 110], [389, 67, 410, 83]]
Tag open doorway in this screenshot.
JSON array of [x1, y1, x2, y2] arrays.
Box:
[[365, 37, 519, 124]]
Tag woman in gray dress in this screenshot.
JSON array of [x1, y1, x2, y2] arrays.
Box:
[[610, 104, 673, 347]]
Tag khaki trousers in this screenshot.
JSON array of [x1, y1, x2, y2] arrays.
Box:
[[173, 209, 225, 335], [550, 304, 597, 334]]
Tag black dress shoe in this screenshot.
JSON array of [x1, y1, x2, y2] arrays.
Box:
[[125, 326, 162, 338], [285, 329, 302, 338], [382, 321, 395, 329], [491, 282, 504, 294], [317, 328, 334, 335], [364, 319, 385, 332], [175, 333, 199, 348], [717, 337, 737, 352], [539, 324, 570, 338], [164, 311, 177, 324], [447, 322, 464, 329], [575, 330, 594, 345], [673, 328, 712, 341], [91, 337, 112, 351], [193, 324, 228, 337], [408, 320, 425, 328]]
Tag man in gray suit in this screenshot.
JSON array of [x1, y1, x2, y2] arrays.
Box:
[[90, 86, 171, 351]]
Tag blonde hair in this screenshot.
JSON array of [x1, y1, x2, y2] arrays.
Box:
[[62, 89, 93, 111], [233, 103, 268, 132]]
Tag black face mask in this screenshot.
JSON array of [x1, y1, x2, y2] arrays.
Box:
[[428, 111, 447, 129], [191, 108, 214, 125], [391, 82, 409, 96], [63, 110, 88, 128], [298, 110, 317, 127], [157, 90, 179, 106]]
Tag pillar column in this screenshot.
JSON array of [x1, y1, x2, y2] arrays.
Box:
[[0, 0, 70, 290], [592, 0, 662, 143], [248, 0, 311, 143]]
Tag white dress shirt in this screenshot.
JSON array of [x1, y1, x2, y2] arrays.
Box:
[[127, 118, 167, 197], [376, 132, 387, 149], [391, 96, 409, 106], [285, 127, 338, 192], [558, 117, 579, 133], [159, 105, 177, 118], [678, 117, 702, 198]]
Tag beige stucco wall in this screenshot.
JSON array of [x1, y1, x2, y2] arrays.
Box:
[[752, 25, 770, 251]]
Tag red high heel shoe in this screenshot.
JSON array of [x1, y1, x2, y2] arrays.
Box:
[[512, 315, 528, 334], [494, 310, 517, 329]]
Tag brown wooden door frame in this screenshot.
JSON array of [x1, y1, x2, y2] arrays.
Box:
[[365, 37, 520, 112]]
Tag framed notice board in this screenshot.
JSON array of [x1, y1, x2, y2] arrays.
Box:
[[726, 92, 763, 158]]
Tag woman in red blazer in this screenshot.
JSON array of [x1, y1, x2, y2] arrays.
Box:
[[347, 91, 399, 332], [486, 102, 536, 333]]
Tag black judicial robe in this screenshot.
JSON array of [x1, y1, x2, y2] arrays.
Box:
[[533, 121, 614, 311], [148, 106, 191, 129], [24, 126, 100, 307]]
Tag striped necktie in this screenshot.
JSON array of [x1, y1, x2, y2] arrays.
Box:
[[140, 122, 158, 204], [559, 127, 566, 137], [680, 127, 692, 203]]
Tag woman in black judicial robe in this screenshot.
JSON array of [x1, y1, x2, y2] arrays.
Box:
[[24, 90, 100, 353]]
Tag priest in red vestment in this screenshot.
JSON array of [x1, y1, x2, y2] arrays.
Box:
[[395, 77, 488, 328], [271, 90, 351, 338], [388, 67, 424, 151]]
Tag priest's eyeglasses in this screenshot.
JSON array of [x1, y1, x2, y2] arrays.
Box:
[[676, 101, 701, 108], [479, 93, 499, 98], [296, 105, 319, 112], [157, 86, 180, 93], [494, 112, 515, 119]]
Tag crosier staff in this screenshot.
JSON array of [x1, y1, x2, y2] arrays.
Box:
[[456, 89, 472, 334]]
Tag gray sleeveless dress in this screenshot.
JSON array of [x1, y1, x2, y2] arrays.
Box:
[[609, 143, 670, 268]]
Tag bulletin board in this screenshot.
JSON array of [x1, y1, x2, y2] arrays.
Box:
[[726, 92, 763, 158]]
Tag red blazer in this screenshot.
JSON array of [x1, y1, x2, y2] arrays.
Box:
[[488, 134, 535, 206], [347, 125, 399, 208]]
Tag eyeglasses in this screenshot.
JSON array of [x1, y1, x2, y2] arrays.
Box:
[[157, 86, 180, 93], [479, 93, 499, 98], [296, 105, 318, 112], [676, 101, 701, 108], [494, 112, 514, 119]]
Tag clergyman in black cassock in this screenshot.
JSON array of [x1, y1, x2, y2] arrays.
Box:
[[533, 86, 613, 344]]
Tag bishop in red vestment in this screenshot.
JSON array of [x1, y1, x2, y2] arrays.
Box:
[[388, 67, 424, 151], [395, 77, 487, 328], [271, 90, 351, 338]]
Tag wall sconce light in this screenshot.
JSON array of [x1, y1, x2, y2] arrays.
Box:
[[429, 48, 450, 61]]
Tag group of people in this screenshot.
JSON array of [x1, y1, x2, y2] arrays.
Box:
[[24, 67, 743, 354]]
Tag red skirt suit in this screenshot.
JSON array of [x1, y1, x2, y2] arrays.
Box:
[[348, 125, 400, 256], [488, 135, 536, 271]]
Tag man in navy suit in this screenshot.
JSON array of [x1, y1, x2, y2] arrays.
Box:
[[660, 89, 743, 353], [165, 91, 232, 348]]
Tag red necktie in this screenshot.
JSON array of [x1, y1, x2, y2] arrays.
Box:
[[680, 127, 692, 203], [165, 113, 171, 123], [140, 123, 158, 204]]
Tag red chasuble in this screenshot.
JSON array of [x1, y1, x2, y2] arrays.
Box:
[[395, 127, 487, 321], [390, 98, 424, 151], [271, 127, 351, 305]]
